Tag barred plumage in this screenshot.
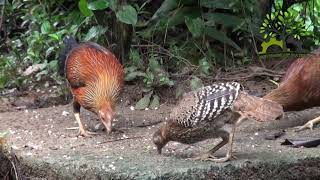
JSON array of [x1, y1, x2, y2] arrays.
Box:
[[171, 82, 241, 127], [153, 81, 283, 162]]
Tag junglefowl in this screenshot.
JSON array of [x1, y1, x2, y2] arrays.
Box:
[[59, 37, 124, 136], [263, 52, 320, 131], [153, 82, 283, 162]]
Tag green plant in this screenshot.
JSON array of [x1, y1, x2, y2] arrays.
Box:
[[260, 3, 308, 42], [125, 49, 174, 110]]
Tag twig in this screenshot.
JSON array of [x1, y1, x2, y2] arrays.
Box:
[[98, 136, 146, 144], [136, 120, 163, 127], [8, 154, 19, 180], [0, 0, 6, 31], [66, 127, 79, 130]]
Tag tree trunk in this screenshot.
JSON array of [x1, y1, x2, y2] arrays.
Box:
[[93, 8, 133, 65]]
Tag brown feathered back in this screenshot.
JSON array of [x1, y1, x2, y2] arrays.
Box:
[[66, 42, 124, 112], [264, 55, 320, 111]]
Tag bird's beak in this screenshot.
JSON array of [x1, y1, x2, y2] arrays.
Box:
[[157, 147, 162, 154], [100, 111, 113, 134]]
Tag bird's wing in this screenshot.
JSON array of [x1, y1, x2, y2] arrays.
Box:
[[171, 82, 241, 128]]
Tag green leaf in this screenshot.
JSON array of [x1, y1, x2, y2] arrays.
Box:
[[200, 0, 233, 9], [84, 26, 107, 41], [116, 5, 137, 25], [48, 60, 58, 71], [199, 57, 210, 75], [205, 27, 241, 51], [88, 0, 109, 10], [167, 7, 201, 29], [203, 12, 245, 29], [150, 0, 177, 21], [41, 21, 51, 34], [148, 57, 161, 73], [149, 95, 160, 109], [48, 33, 60, 41], [129, 49, 144, 69], [279, 15, 284, 22], [190, 76, 203, 91], [185, 17, 205, 37], [135, 91, 153, 110], [125, 71, 146, 81], [79, 0, 93, 17], [284, 12, 289, 17]]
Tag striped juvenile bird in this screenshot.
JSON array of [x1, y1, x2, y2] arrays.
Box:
[[59, 37, 124, 136], [153, 82, 283, 162]]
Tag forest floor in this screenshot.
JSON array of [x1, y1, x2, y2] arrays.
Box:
[[1, 61, 320, 179]]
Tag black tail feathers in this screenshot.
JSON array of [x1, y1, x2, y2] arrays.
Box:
[[58, 36, 78, 76]]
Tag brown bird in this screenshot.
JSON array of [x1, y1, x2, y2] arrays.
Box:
[[263, 51, 320, 131], [153, 82, 283, 162], [59, 37, 124, 136]]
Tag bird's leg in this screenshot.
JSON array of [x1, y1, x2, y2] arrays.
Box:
[[73, 101, 98, 137], [189, 130, 229, 161], [207, 115, 246, 163], [295, 116, 320, 132]]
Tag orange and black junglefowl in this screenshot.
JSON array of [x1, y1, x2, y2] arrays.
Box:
[[59, 37, 124, 136], [263, 51, 320, 131], [153, 82, 283, 162]]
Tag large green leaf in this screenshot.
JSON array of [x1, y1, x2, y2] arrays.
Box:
[[116, 5, 137, 25], [200, 0, 233, 9], [185, 17, 205, 37], [203, 12, 245, 29], [84, 26, 107, 41], [79, 0, 93, 17], [135, 91, 153, 110], [190, 76, 203, 91], [205, 27, 241, 51], [167, 7, 201, 29], [88, 0, 109, 10], [149, 95, 160, 109], [150, 0, 196, 21], [40, 21, 52, 34], [150, 0, 177, 21]]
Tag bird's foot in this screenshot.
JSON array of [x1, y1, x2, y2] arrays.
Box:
[[208, 153, 236, 163], [78, 129, 99, 137], [188, 153, 216, 161], [295, 121, 313, 132], [189, 153, 236, 163], [294, 122, 314, 132]]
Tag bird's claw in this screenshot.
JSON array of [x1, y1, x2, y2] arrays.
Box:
[[78, 129, 99, 137], [294, 122, 314, 132]]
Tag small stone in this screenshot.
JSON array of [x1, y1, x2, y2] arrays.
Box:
[[62, 111, 69, 116]]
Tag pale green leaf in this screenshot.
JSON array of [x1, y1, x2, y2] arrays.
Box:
[[88, 0, 109, 10], [185, 17, 205, 37], [190, 76, 203, 91], [149, 95, 160, 109], [79, 0, 93, 17], [135, 91, 153, 110], [116, 5, 137, 25], [205, 27, 241, 51]]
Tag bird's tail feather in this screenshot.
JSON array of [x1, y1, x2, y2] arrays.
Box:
[[58, 36, 78, 76]]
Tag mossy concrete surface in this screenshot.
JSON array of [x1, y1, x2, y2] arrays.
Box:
[[1, 104, 320, 179]]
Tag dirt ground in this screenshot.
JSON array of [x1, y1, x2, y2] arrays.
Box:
[[1, 63, 320, 179]]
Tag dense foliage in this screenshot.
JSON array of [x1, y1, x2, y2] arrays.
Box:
[[0, 0, 319, 108]]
